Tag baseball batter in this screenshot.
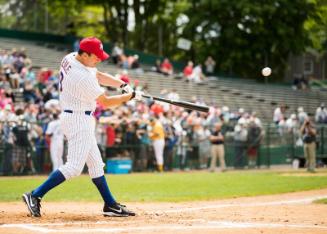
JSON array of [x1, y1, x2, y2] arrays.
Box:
[[23, 37, 143, 217]]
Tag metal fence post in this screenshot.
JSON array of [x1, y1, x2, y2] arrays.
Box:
[[291, 129, 295, 159], [266, 124, 271, 168], [321, 126, 325, 156]]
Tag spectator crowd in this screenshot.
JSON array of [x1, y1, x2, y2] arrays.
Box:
[[0, 46, 326, 176]]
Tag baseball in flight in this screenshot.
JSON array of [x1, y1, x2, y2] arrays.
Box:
[[262, 67, 272, 77]]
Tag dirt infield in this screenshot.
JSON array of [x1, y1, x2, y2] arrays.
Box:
[[1, 189, 327, 234]]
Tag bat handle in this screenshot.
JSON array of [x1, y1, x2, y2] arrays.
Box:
[[142, 94, 154, 102], [141, 94, 152, 99]]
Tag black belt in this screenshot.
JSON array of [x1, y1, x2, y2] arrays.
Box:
[[64, 110, 92, 115]]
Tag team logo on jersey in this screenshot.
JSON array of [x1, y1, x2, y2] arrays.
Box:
[[100, 43, 103, 50]]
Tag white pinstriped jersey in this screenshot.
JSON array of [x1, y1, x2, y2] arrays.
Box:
[[59, 52, 104, 112], [58, 52, 105, 180]]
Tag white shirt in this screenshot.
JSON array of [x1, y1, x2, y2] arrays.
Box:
[[112, 46, 123, 56], [315, 107, 327, 122], [59, 52, 104, 112], [0, 110, 17, 122], [46, 119, 64, 142], [298, 111, 308, 124], [273, 107, 283, 122], [286, 118, 298, 130], [167, 92, 180, 101]]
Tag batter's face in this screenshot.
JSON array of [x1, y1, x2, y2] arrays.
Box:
[[79, 53, 101, 67]]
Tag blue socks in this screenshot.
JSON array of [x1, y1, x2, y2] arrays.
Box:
[[32, 170, 66, 198], [31, 171, 115, 206], [92, 175, 116, 205]]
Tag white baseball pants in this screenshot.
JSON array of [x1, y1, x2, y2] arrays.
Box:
[[50, 140, 64, 171], [58, 113, 105, 180], [152, 139, 165, 165]]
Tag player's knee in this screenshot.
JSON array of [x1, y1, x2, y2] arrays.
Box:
[[88, 162, 105, 178], [70, 166, 83, 178], [60, 164, 84, 179]]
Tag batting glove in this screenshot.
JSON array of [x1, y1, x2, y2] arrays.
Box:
[[130, 91, 144, 101], [120, 83, 134, 94]]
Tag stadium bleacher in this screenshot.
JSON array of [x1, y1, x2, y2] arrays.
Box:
[[1, 37, 326, 123]]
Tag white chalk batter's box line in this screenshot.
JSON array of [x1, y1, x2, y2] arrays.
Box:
[[148, 195, 327, 214], [1, 195, 327, 233], [2, 221, 327, 233]]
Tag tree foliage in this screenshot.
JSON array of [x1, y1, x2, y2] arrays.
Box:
[[0, 0, 326, 79], [181, 0, 320, 79], [0, 0, 83, 34], [305, 0, 327, 52]]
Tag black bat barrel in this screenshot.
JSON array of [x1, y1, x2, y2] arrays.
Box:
[[142, 95, 209, 113]]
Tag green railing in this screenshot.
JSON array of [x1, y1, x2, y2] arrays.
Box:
[[259, 124, 327, 167], [0, 123, 326, 175]]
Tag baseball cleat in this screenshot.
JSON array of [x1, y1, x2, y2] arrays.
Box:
[[22, 192, 42, 217], [103, 202, 136, 217]]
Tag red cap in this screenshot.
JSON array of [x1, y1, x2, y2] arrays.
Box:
[[79, 37, 109, 61]]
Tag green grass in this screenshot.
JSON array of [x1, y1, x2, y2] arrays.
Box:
[[314, 198, 327, 204], [1, 171, 327, 202]]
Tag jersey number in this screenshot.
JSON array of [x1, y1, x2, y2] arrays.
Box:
[[59, 71, 64, 91]]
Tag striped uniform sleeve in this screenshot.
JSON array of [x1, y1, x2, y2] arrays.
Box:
[[78, 75, 105, 101]]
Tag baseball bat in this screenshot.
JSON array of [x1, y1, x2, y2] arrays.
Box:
[[142, 94, 209, 113]]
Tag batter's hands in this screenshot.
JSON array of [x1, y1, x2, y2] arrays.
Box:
[[130, 91, 144, 101], [120, 83, 134, 94]]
